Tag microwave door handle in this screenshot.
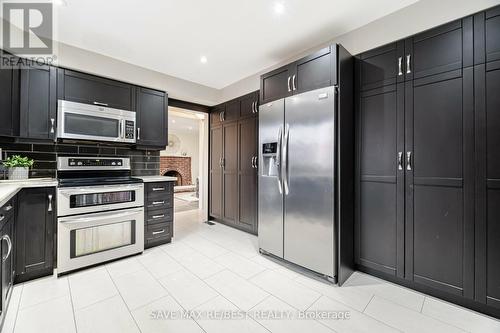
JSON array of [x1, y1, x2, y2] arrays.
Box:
[[119, 120, 124, 139]]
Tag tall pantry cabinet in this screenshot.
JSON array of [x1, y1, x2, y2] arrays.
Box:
[[209, 91, 259, 234], [355, 5, 500, 318]]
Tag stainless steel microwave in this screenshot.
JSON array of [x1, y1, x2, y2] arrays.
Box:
[[57, 100, 136, 143]]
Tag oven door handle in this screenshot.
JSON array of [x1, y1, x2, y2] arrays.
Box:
[[58, 184, 144, 195], [59, 208, 144, 224]]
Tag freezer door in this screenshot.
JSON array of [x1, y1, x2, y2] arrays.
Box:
[[283, 86, 336, 277], [258, 99, 285, 257]]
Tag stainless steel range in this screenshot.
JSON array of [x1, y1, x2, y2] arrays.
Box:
[[56, 156, 144, 275]]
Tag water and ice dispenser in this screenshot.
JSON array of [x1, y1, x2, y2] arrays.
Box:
[[261, 142, 279, 177]]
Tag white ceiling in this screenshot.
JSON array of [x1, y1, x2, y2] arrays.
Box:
[[56, 0, 419, 89]]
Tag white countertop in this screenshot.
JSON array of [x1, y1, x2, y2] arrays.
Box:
[[0, 178, 58, 208], [136, 176, 177, 183]]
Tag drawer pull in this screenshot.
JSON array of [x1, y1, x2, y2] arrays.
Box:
[[152, 201, 165, 205], [3, 205, 13, 212], [152, 214, 165, 219], [152, 229, 165, 235], [152, 187, 165, 191]]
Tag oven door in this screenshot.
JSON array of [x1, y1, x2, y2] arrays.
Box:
[[57, 184, 144, 217], [57, 207, 144, 274], [57, 100, 136, 143]]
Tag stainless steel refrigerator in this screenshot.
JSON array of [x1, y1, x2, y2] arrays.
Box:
[[258, 54, 354, 284]]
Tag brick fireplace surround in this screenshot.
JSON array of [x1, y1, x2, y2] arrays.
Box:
[[160, 156, 192, 186]]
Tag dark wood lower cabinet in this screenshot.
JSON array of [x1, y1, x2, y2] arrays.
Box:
[[222, 122, 238, 224], [15, 187, 55, 283], [210, 125, 223, 219], [475, 60, 500, 310], [144, 182, 174, 249], [405, 69, 474, 298], [237, 117, 258, 233]]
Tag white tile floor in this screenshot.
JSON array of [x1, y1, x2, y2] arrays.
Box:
[[3, 209, 500, 333]]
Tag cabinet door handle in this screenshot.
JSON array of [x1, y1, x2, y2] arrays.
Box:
[[137, 127, 141, 140], [50, 118, 55, 134], [152, 187, 165, 191], [406, 151, 412, 171], [48, 194, 53, 212], [406, 55, 411, 74], [1, 235, 12, 262], [152, 201, 165, 205], [221, 158, 225, 168], [152, 229, 165, 235], [3, 205, 13, 212], [254, 101, 258, 113], [93, 101, 109, 107], [292, 75, 297, 91], [398, 57, 403, 76], [0, 215, 4, 222], [397, 152, 403, 170], [222, 111, 226, 122], [152, 214, 165, 219], [251, 156, 255, 168], [287, 76, 291, 92], [251, 102, 255, 114]]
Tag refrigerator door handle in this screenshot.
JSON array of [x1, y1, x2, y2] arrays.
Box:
[[277, 127, 283, 194], [283, 123, 290, 195]]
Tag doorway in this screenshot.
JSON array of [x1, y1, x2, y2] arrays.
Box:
[[161, 106, 209, 216]]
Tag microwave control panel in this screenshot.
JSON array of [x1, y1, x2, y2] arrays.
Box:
[[125, 121, 135, 139]]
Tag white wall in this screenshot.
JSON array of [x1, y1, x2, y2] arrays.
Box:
[[57, 42, 221, 106], [219, 0, 500, 102], [161, 130, 200, 184]]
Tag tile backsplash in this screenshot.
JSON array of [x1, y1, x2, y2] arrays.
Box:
[[0, 139, 161, 180]]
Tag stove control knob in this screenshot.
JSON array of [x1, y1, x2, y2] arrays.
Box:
[[77, 162, 83, 166], [69, 162, 75, 166], [111, 162, 116, 166], [117, 162, 122, 166]]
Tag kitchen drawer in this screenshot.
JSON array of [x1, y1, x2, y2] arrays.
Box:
[[146, 208, 173, 225], [145, 223, 172, 248], [145, 196, 173, 210], [146, 182, 173, 196]]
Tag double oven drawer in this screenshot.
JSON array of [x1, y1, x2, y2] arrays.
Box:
[[144, 181, 173, 248]]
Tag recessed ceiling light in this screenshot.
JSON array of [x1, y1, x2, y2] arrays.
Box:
[[274, 2, 285, 15], [171, 119, 176, 124], [200, 56, 208, 64], [188, 126, 193, 130], [53, 0, 68, 6]]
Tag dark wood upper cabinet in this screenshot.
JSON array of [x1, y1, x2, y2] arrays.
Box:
[[239, 91, 259, 119], [294, 46, 336, 94], [136, 87, 168, 147], [474, 6, 500, 65], [15, 187, 55, 283], [261, 45, 339, 104], [210, 105, 224, 127], [19, 64, 57, 140], [405, 18, 472, 81], [260, 65, 293, 104], [57, 69, 136, 111], [224, 99, 239, 123], [0, 55, 19, 137], [357, 42, 404, 91]]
